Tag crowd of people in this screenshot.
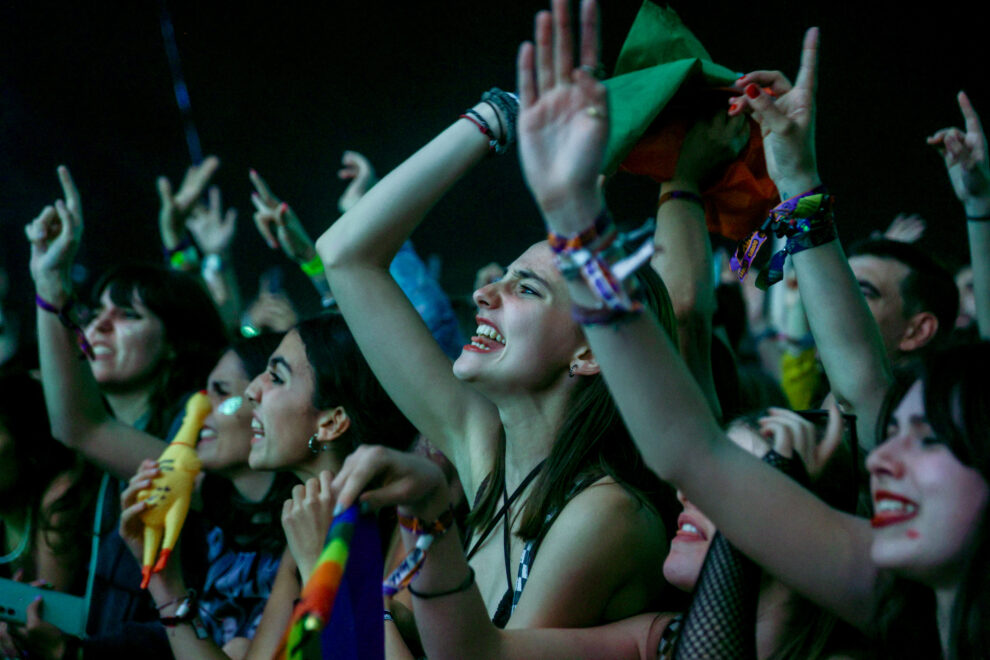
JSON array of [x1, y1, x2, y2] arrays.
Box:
[[1, 0, 988, 658]]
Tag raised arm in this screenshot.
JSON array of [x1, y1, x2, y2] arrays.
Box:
[[26, 167, 165, 479], [187, 185, 242, 331], [518, 22, 878, 628], [731, 42, 892, 448], [316, 106, 512, 496], [928, 91, 990, 339], [652, 113, 748, 417]]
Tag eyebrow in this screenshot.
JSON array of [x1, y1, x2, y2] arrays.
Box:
[[510, 268, 554, 290], [269, 356, 292, 374], [857, 279, 880, 298]]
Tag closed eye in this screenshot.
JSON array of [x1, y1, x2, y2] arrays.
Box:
[[268, 370, 284, 385]]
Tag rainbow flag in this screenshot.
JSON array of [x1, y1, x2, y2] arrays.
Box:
[[276, 506, 383, 660]]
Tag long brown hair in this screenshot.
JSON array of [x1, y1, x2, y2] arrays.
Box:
[[466, 264, 681, 541]]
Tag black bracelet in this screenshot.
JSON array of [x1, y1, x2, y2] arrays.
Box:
[[408, 566, 475, 600], [966, 212, 990, 222]]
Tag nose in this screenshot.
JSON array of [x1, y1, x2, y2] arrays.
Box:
[[85, 307, 114, 337], [472, 280, 503, 310], [676, 489, 689, 507], [866, 433, 908, 480], [245, 373, 264, 404]]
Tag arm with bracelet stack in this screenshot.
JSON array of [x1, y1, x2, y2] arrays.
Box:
[[726, 68, 891, 450]]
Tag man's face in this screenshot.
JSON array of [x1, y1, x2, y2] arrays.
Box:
[[849, 255, 911, 358]]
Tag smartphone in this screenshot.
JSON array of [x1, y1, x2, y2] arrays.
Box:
[[0, 579, 89, 636]]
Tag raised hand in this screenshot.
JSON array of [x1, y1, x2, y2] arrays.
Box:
[[729, 29, 821, 198], [157, 156, 220, 250], [187, 185, 237, 255], [24, 166, 83, 305], [249, 169, 316, 262], [758, 404, 843, 480], [927, 91, 990, 217], [282, 471, 337, 580], [337, 151, 379, 214], [882, 213, 926, 243], [517, 0, 607, 231], [330, 445, 449, 520]]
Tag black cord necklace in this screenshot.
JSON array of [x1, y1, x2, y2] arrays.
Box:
[[466, 458, 546, 592]]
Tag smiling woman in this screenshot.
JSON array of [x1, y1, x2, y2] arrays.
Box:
[[315, 2, 680, 642]]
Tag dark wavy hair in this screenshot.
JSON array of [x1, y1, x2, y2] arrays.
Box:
[[0, 372, 100, 589], [467, 264, 682, 543], [294, 313, 417, 457], [200, 332, 291, 555], [91, 263, 228, 436], [871, 342, 990, 658]]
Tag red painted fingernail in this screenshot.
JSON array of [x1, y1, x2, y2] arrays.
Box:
[[745, 83, 760, 99], [729, 102, 740, 114], [280, 202, 288, 213]]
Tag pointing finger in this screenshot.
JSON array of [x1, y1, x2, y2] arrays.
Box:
[[793, 27, 820, 95]]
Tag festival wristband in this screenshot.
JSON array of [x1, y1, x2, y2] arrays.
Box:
[[300, 254, 325, 277], [36, 295, 95, 360], [658, 190, 703, 209]]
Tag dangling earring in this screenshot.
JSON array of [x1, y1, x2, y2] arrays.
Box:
[[308, 434, 330, 454], [568, 365, 576, 378]]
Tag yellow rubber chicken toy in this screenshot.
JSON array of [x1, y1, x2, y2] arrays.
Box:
[[138, 391, 211, 588]]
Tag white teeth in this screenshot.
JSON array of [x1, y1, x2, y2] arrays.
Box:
[[93, 346, 112, 356], [474, 324, 505, 344], [199, 428, 217, 440], [875, 499, 917, 513], [251, 419, 264, 431], [680, 523, 699, 534]]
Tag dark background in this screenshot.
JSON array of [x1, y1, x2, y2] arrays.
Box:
[[1, 1, 985, 323]]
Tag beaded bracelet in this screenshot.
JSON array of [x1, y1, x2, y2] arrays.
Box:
[[35, 294, 95, 359]]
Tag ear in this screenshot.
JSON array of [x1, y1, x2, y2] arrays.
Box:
[[898, 311, 939, 352], [569, 345, 600, 377], [315, 406, 351, 443]]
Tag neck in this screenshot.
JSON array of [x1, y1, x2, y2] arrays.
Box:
[[104, 388, 154, 427], [497, 385, 572, 494], [227, 466, 276, 503], [935, 584, 959, 657], [293, 449, 345, 484]]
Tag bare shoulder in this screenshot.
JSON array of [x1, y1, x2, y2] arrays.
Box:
[[506, 477, 667, 628]]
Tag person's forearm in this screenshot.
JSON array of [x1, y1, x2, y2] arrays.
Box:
[[966, 220, 990, 339], [652, 181, 719, 416], [37, 312, 165, 479], [147, 571, 236, 660], [791, 240, 892, 448], [318, 104, 495, 272]]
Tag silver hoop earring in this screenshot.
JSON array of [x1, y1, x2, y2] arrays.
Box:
[[308, 434, 330, 454]]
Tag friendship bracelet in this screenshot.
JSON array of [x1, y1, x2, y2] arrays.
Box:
[[397, 506, 455, 536], [459, 110, 501, 155], [658, 190, 703, 209], [547, 208, 615, 254], [299, 253, 325, 277], [35, 295, 96, 360], [408, 567, 475, 600]]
